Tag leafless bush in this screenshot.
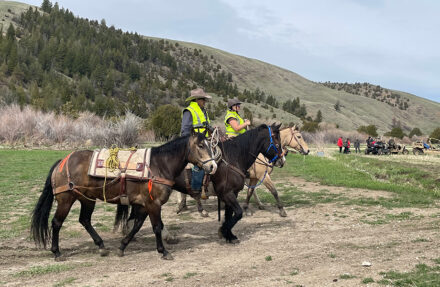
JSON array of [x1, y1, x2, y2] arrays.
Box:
[[0, 105, 144, 147], [303, 128, 367, 145], [307, 131, 326, 152]]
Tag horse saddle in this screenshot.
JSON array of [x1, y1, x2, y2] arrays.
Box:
[[88, 148, 152, 180]]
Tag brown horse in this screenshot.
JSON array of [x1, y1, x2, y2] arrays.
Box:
[[31, 132, 217, 260], [117, 124, 284, 244], [243, 125, 309, 217]]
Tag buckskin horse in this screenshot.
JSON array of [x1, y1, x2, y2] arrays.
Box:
[[116, 124, 284, 245], [31, 132, 217, 260], [178, 125, 309, 217], [243, 125, 309, 217]]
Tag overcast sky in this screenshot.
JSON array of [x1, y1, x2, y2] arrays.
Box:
[[24, 0, 440, 103]]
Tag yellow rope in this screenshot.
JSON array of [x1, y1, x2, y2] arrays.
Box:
[[103, 146, 137, 203]]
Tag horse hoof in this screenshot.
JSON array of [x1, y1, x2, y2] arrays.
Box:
[[229, 238, 240, 244], [258, 205, 266, 210], [279, 209, 287, 217], [200, 210, 209, 218], [245, 209, 253, 216], [99, 248, 109, 257], [165, 236, 179, 245], [118, 249, 125, 257], [55, 255, 66, 262], [162, 253, 174, 260]]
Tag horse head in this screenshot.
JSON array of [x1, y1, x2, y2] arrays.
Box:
[[285, 125, 309, 155], [261, 123, 285, 168], [187, 132, 217, 175]]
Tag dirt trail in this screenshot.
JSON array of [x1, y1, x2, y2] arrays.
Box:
[[1, 178, 439, 286]]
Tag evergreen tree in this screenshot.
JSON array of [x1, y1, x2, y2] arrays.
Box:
[[334, 100, 341, 111], [315, 110, 322, 123], [41, 0, 53, 13], [409, 127, 422, 138], [430, 127, 440, 140]]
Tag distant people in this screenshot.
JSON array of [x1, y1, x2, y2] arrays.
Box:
[[337, 137, 343, 153], [366, 136, 375, 147], [354, 139, 360, 153], [344, 138, 351, 153]]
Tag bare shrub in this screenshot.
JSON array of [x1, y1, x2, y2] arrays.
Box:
[[0, 105, 144, 148], [303, 128, 367, 145]]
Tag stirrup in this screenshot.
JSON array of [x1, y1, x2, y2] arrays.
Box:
[[201, 189, 208, 200]]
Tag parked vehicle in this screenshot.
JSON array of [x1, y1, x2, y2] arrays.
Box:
[[388, 139, 409, 155], [365, 140, 390, 155], [412, 138, 440, 155]]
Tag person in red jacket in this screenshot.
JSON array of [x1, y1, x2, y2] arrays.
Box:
[[337, 137, 343, 153]]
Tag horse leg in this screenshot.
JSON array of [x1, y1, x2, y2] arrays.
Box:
[[161, 220, 179, 244], [194, 193, 209, 217], [51, 195, 75, 261], [149, 206, 173, 260], [243, 178, 258, 216], [78, 200, 108, 256], [253, 189, 265, 210], [263, 174, 287, 217], [118, 204, 148, 257], [219, 192, 242, 244], [176, 193, 188, 213]]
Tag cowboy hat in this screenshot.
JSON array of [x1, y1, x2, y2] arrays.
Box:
[[185, 88, 212, 102], [227, 97, 242, 109]]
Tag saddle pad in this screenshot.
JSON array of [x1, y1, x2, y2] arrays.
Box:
[[88, 148, 151, 180]]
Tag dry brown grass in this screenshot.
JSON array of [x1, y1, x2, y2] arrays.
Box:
[[0, 105, 144, 148]]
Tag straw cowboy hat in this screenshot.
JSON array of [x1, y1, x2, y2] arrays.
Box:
[[227, 97, 242, 109], [185, 88, 212, 102]]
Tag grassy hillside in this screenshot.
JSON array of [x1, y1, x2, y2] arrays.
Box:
[[0, 1, 32, 30], [175, 40, 440, 133], [1, 1, 439, 135]]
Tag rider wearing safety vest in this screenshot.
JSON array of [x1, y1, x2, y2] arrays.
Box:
[[180, 88, 212, 195], [181, 88, 211, 137], [224, 98, 251, 137]]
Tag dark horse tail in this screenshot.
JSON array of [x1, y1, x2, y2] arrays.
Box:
[[31, 159, 61, 248], [114, 204, 130, 234]]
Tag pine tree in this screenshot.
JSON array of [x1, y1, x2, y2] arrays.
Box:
[[315, 110, 322, 123], [41, 0, 53, 13]]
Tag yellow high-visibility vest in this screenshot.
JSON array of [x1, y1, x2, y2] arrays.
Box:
[[183, 101, 210, 137], [224, 110, 245, 136]]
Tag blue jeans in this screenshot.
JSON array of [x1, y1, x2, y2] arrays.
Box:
[[191, 166, 205, 191]]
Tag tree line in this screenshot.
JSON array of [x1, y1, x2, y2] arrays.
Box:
[[0, 0, 311, 125]]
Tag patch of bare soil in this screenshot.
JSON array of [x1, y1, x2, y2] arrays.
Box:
[[1, 178, 440, 286]]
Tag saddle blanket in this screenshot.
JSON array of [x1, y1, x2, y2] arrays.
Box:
[[87, 148, 151, 180]]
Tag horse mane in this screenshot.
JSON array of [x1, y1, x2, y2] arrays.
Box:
[[151, 135, 189, 157], [222, 124, 268, 161]]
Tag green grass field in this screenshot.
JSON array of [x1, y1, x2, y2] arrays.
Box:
[[266, 153, 440, 209], [2, 149, 440, 285]]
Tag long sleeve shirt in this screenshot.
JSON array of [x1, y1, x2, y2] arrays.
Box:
[[180, 110, 193, 137]]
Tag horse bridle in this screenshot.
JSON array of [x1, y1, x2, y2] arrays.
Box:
[[265, 125, 282, 164], [189, 139, 216, 169], [287, 126, 306, 154]]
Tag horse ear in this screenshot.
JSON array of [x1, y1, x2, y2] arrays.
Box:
[[274, 123, 282, 131]]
